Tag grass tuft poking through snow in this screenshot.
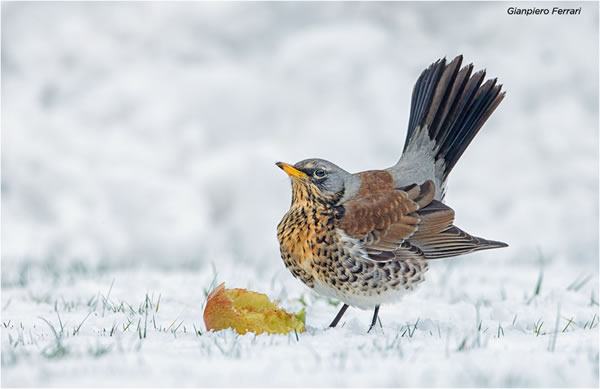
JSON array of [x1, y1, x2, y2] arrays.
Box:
[[2, 261, 598, 387]]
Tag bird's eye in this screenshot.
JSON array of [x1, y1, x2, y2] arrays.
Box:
[[314, 169, 326, 178]]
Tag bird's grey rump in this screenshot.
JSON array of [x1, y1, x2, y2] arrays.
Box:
[[387, 126, 445, 198]]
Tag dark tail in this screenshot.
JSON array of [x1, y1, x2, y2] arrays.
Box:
[[403, 55, 505, 183]]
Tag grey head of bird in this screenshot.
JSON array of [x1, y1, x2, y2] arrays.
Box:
[[276, 158, 360, 206]]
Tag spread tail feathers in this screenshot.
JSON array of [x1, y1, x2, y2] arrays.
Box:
[[403, 55, 505, 184]]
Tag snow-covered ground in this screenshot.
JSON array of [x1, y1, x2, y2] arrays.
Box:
[[2, 2, 598, 387]]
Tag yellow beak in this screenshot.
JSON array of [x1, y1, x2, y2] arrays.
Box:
[[276, 162, 308, 179]]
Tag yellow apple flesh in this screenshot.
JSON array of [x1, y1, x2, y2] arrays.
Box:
[[203, 282, 306, 335]]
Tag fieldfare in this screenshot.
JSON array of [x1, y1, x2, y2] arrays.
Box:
[[276, 55, 507, 332]]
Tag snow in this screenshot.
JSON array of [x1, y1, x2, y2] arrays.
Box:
[[1, 2, 598, 387]]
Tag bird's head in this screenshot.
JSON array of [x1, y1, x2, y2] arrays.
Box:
[[276, 158, 359, 206]]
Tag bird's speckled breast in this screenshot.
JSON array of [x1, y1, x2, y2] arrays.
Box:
[[277, 203, 428, 309]]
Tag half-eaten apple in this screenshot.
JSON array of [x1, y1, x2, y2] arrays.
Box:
[[203, 282, 306, 335]]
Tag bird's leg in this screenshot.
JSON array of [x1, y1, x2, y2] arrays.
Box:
[[329, 304, 349, 328], [367, 305, 381, 333]]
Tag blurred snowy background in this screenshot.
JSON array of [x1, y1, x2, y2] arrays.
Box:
[[2, 2, 598, 387]]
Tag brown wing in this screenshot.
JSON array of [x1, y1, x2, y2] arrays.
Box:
[[337, 174, 507, 262], [409, 197, 508, 258], [413, 225, 508, 259], [337, 177, 440, 262]]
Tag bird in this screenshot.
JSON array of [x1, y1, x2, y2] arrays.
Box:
[[276, 55, 507, 332]]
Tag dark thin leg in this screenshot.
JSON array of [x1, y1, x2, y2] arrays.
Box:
[[329, 304, 349, 328], [367, 305, 381, 333]]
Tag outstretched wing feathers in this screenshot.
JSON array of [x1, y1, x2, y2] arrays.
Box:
[[410, 200, 455, 240], [336, 173, 506, 262], [416, 225, 508, 259], [338, 191, 420, 238], [338, 177, 436, 262]]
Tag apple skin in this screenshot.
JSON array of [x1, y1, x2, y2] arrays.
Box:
[[203, 283, 242, 333], [203, 282, 306, 335]]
